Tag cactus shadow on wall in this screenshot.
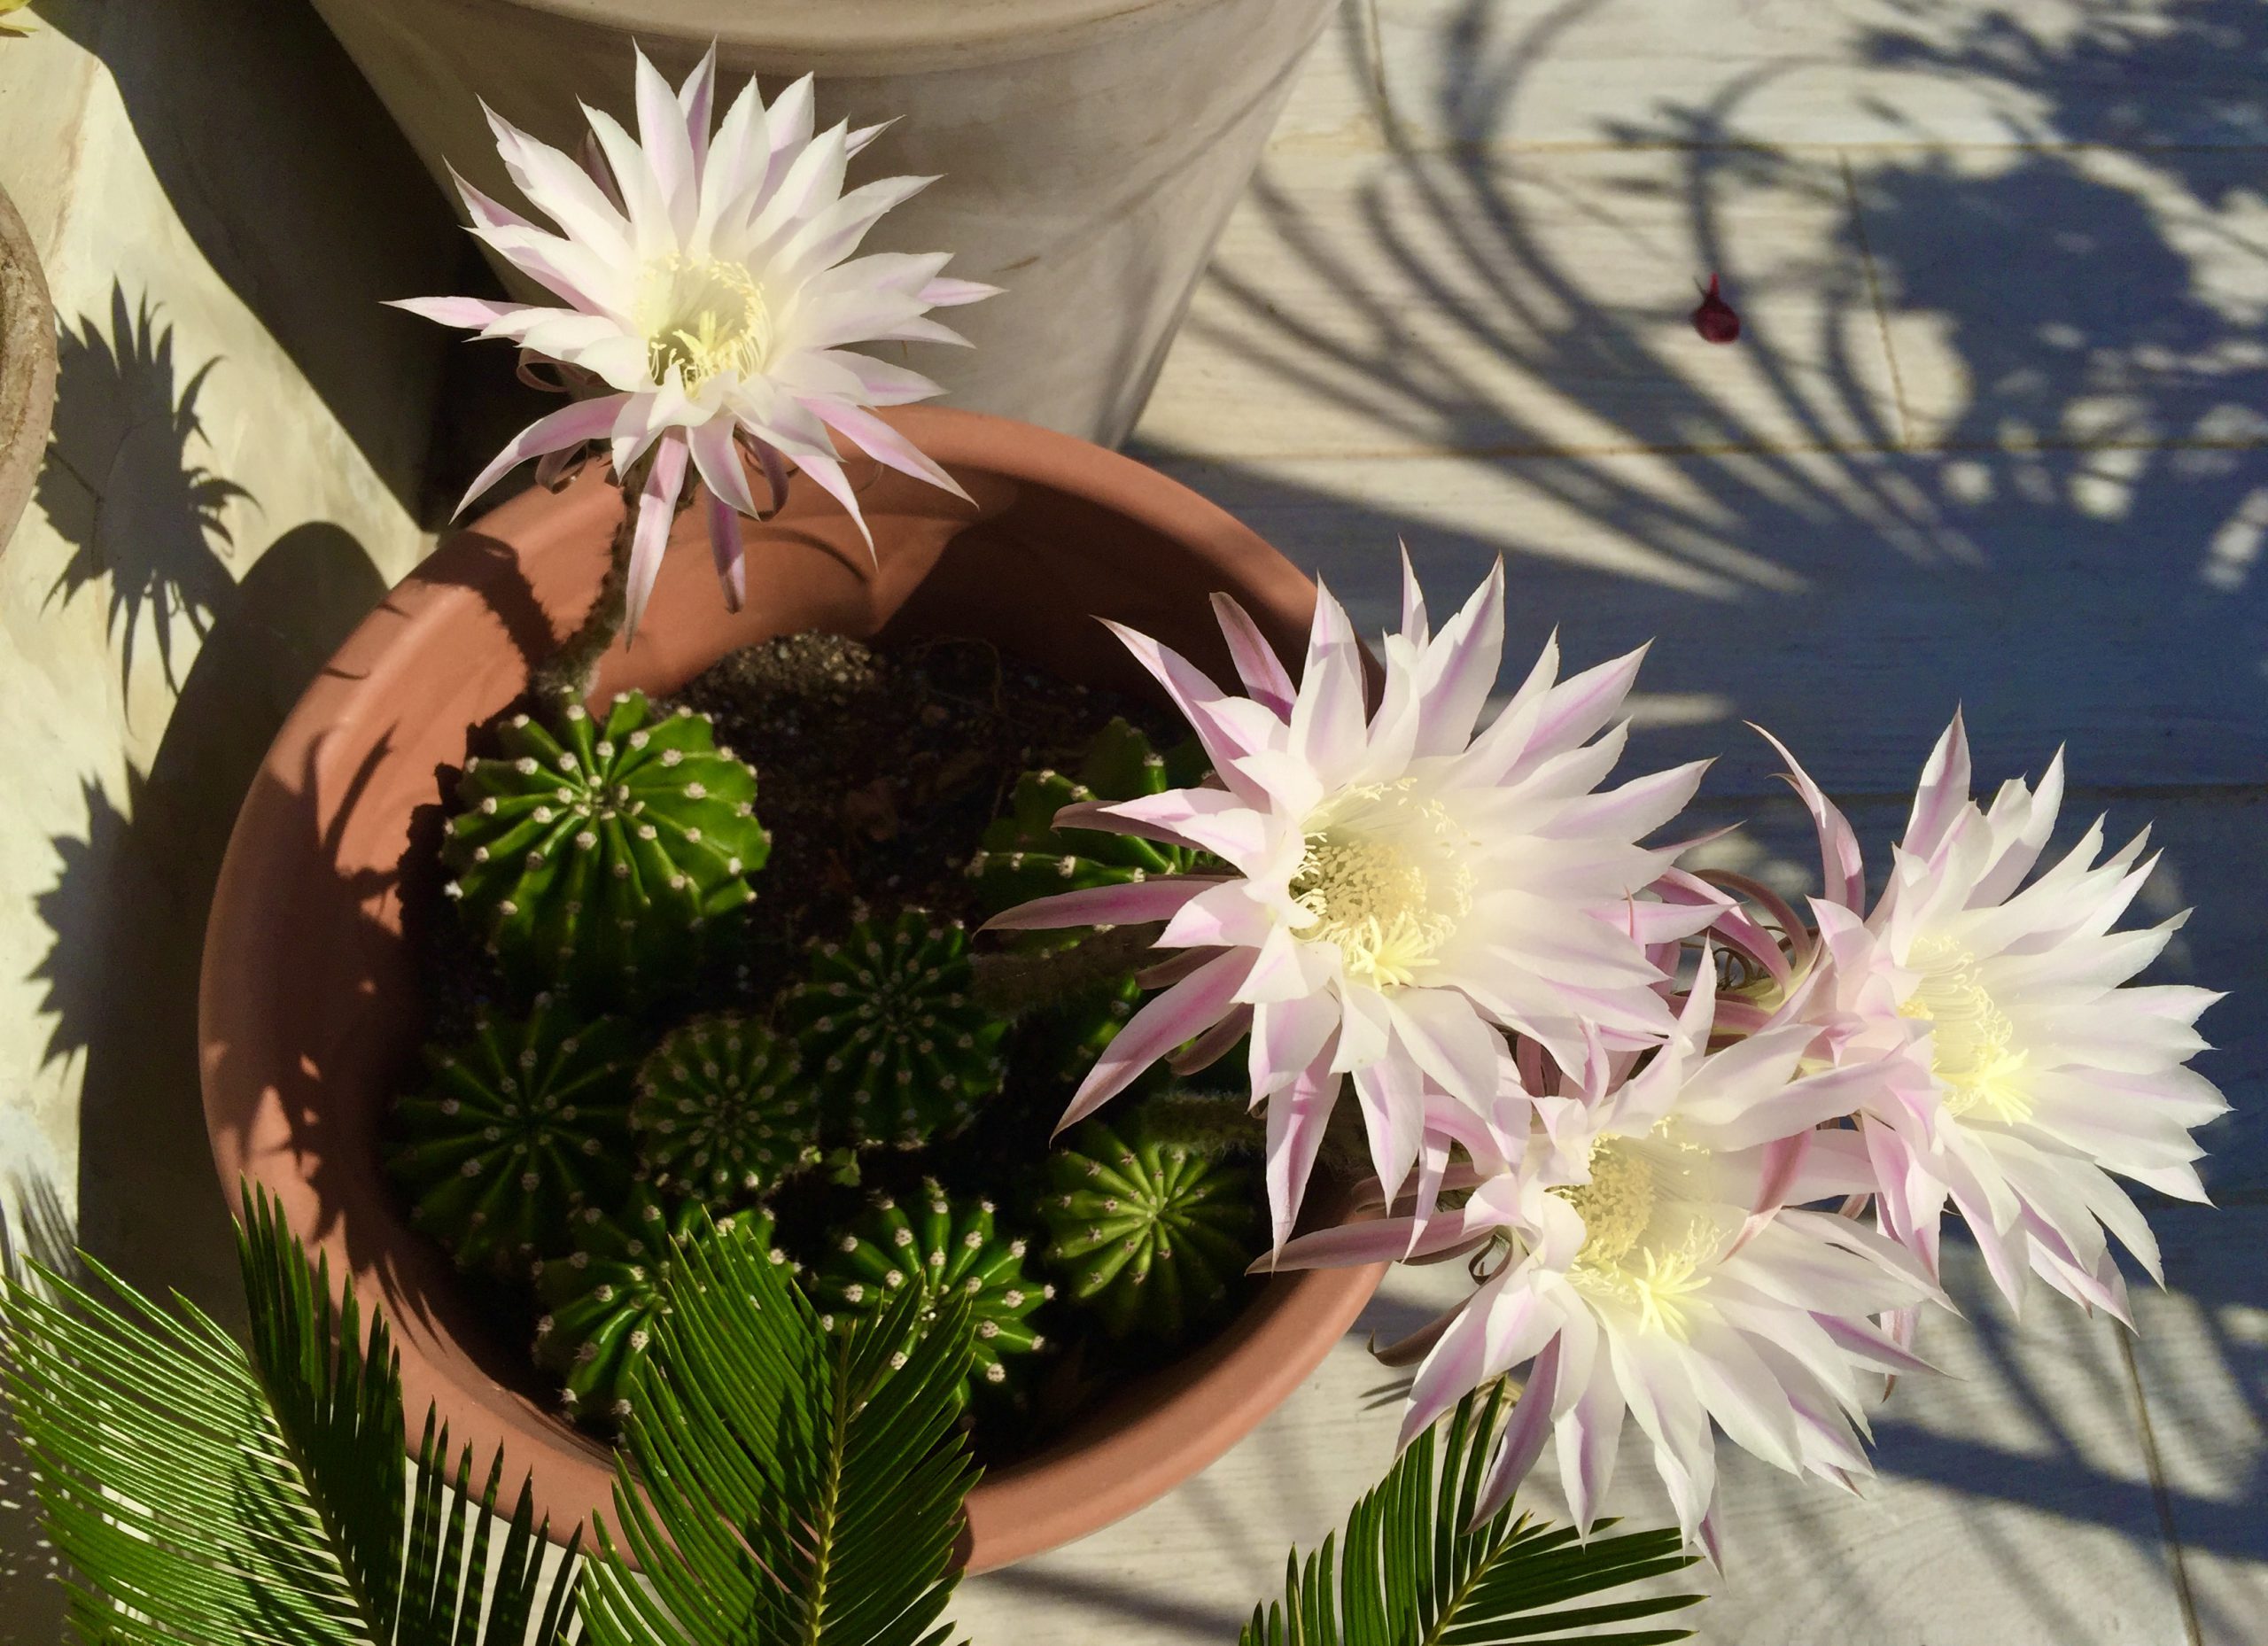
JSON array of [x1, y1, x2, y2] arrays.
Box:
[[35, 0, 458, 511], [35, 285, 246, 701]]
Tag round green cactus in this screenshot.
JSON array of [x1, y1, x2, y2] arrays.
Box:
[[387, 997, 639, 1274], [633, 1015, 821, 1199], [778, 912, 1007, 1148], [533, 1187, 786, 1425], [808, 1181, 1049, 1394], [440, 690, 770, 1002], [1042, 1116, 1262, 1340], [967, 718, 1210, 916]]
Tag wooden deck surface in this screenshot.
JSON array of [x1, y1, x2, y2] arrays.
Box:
[[951, 4, 2268, 1642]]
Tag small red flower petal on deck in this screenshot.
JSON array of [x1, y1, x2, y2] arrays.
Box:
[[1692, 274, 1741, 344]]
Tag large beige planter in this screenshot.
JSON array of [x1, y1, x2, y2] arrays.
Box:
[[307, 0, 1335, 446]]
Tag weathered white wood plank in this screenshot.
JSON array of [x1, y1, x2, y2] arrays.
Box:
[[1267, 0, 1392, 155], [2126, 1207, 2268, 1646], [1140, 450, 2268, 796], [1846, 143, 2268, 451], [948, 1261, 1472, 1644], [1370, 0, 2268, 152], [951, 1199, 2199, 1644], [1135, 144, 1902, 459]]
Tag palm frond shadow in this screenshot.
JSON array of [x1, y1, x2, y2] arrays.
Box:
[[1138, 0, 2268, 807], [1123, 0, 2265, 1630]]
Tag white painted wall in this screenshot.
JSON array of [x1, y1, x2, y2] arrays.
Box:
[[0, 0, 457, 1338]]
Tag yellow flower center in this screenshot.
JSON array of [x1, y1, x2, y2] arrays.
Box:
[[1555, 1142, 1656, 1269], [636, 253, 771, 392], [1289, 783, 1472, 988], [1555, 1140, 1720, 1340], [1899, 937, 2032, 1124]]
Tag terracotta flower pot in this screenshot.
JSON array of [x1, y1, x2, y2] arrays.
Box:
[[304, 0, 1336, 446], [198, 406, 1382, 1570], [0, 177, 57, 555]]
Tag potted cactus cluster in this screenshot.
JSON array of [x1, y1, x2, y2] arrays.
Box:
[[364, 43, 1355, 1478], [198, 43, 1375, 1568], [395, 670, 1271, 1437], [180, 39, 2230, 1625]]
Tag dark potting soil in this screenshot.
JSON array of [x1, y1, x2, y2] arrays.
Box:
[[677, 630, 1179, 966], [401, 631, 1262, 1466]]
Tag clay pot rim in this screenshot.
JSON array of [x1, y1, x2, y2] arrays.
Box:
[[199, 405, 1382, 1572]]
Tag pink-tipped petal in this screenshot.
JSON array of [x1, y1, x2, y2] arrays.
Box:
[[1558, 1354, 1626, 1534], [1060, 949, 1255, 1131], [1751, 724, 1867, 911], [1099, 621, 1278, 801], [810, 399, 973, 504], [703, 488, 745, 611], [1263, 1050, 1340, 1249], [1353, 1056, 1426, 1209], [631, 46, 697, 235], [687, 416, 763, 518], [1289, 581, 1371, 785], [844, 117, 895, 158], [388, 295, 536, 330], [484, 104, 632, 260], [919, 275, 1001, 307], [453, 167, 535, 234], [1813, 1311, 1937, 1378], [621, 433, 689, 644], [676, 45, 718, 170], [1402, 1283, 1526, 1453], [1472, 1331, 1564, 1524], [1387, 990, 1504, 1106], [1250, 990, 1342, 1102], [788, 449, 874, 554], [1397, 544, 1431, 641], [1211, 593, 1299, 718], [984, 877, 1210, 933], [1415, 560, 1508, 757], [456, 395, 630, 516], [1905, 708, 1973, 860], [1518, 645, 1647, 769], [1267, 1211, 1454, 1274]]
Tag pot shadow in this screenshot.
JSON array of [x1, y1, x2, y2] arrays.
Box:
[[31, 521, 391, 1312]]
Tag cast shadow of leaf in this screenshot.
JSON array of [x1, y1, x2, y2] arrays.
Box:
[[35, 285, 247, 700]]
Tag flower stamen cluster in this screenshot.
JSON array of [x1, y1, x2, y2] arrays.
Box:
[[635, 252, 773, 391], [1897, 937, 2032, 1123]]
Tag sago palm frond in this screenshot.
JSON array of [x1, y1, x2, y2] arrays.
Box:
[[1240, 1386, 1704, 1646], [579, 1210, 978, 1646], [0, 1185, 579, 1646]]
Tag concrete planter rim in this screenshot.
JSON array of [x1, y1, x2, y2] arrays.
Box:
[[198, 405, 1383, 1571], [0, 177, 57, 555], [470, 0, 1238, 67]]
